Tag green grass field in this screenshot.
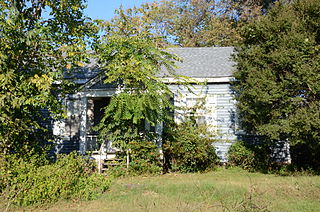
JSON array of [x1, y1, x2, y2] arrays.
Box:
[[7, 168, 320, 212]]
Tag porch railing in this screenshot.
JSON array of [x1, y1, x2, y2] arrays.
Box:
[[86, 134, 98, 151]]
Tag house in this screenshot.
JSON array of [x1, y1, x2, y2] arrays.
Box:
[[53, 47, 238, 162]]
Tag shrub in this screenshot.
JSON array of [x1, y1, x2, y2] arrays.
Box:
[[227, 141, 273, 171], [0, 152, 111, 206], [106, 165, 128, 178], [163, 121, 219, 173], [107, 138, 163, 177], [128, 159, 162, 175], [128, 139, 162, 175], [227, 141, 255, 170], [290, 143, 320, 171]]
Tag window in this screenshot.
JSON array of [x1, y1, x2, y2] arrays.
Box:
[[175, 93, 217, 132]]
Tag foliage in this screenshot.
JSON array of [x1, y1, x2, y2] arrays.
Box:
[[163, 120, 219, 173], [159, 0, 245, 47], [227, 140, 273, 171], [98, 5, 166, 46], [102, 0, 280, 47], [94, 9, 180, 152], [129, 160, 163, 176], [105, 166, 128, 178], [228, 140, 320, 173], [102, 0, 242, 47], [232, 0, 320, 167], [128, 137, 160, 165], [107, 137, 162, 177], [0, 152, 111, 206], [290, 143, 320, 170], [227, 141, 256, 170], [0, 0, 96, 156], [227, 0, 277, 21], [128, 138, 162, 175], [144, 0, 239, 47]]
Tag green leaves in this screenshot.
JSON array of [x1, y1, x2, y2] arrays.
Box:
[[1, 153, 111, 206], [100, 0, 246, 47], [233, 0, 320, 145], [163, 120, 218, 172], [0, 0, 95, 156], [94, 16, 180, 149]]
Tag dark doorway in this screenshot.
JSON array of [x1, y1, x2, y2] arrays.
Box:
[[86, 97, 111, 151], [93, 97, 111, 127]]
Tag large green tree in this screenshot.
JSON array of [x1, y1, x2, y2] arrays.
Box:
[[94, 8, 180, 150], [233, 0, 320, 164], [0, 0, 95, 156]]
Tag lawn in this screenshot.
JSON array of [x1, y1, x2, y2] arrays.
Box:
[[7, 168, 320, 212]]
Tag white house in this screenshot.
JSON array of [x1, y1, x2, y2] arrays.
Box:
[[53, 47, 238, 162]]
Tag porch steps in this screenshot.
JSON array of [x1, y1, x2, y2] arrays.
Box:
[[90, 149, 128, 173], [100, 158, 125, 172]]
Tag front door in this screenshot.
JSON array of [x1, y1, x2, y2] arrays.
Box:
[[86, 97, 111, 150]]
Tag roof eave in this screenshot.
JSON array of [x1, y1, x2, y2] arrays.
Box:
[[162, 76, 234, 84]]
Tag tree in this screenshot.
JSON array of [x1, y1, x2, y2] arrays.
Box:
[[233, 0, 320, 167], [165, 0, 242, 47], [226, 0, 277, 21], [94, 9, 180, 151], [101, 0, 281, 48], [157, 0, 227, 47], [0, 0, 95, 156], [101, 0, 242, 47]]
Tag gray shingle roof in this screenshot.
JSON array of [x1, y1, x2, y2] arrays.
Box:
[[64, 58, 100, 82], [66, 47, 235, 85], [165, 47, 235, 78]]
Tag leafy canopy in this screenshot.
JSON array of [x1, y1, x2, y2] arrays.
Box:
[[233, 0, 320, 146], [0, 0, 95, 156], [101, 0, 243, 47], [94, 8, 180, 150], [106, 0, 280, 47]]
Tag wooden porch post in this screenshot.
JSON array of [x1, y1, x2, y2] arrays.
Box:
[[79, 96, 87, 154]]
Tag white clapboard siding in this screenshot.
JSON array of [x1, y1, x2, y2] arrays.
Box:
[[168, 83, 237, 161]]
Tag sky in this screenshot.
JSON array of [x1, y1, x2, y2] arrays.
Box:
[[84, 0, 154, 20]]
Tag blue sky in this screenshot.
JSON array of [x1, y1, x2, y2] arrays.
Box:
[[84, 0, 154, 20]]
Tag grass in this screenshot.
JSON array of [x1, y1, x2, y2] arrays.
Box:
[[5, 167, 320, 212]]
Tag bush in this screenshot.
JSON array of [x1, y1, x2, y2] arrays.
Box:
[[227, 141, 256, 170], [106, 165, 128, 178], [107, 138, 163, 177], [0, 152, 111, 206], [129, 159, 162, 175], [163, 121, 219, 173], [128, 139, 162, 175], [290, 143, 320, 171], [227, 141, 272, 171]]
